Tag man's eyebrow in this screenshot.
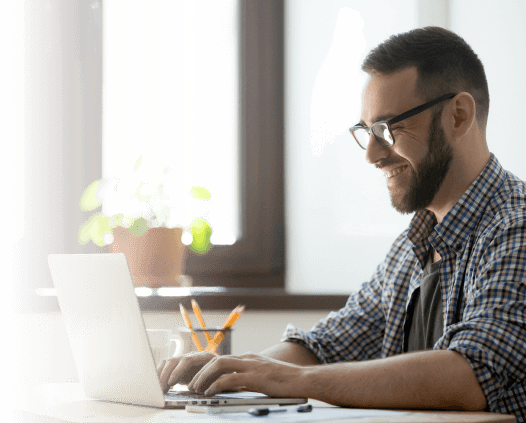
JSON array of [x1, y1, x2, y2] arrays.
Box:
[[358, 114, 397, 126]]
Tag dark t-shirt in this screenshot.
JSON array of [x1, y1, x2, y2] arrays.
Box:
[[404, 251, 443, 352]]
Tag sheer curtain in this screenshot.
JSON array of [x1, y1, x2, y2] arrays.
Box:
[[103, 0, 239, 245]]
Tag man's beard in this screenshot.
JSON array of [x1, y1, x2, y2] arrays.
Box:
[[390, 110, 453, 214]]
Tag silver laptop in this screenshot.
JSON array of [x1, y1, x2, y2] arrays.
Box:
[[48, 253, 307, 409]]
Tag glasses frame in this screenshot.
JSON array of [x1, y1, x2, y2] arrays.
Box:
[[349, 93, 457, 150]]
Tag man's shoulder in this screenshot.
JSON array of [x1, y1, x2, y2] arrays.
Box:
[[485, 168, 526, 223], [474, 168, 526, 245]]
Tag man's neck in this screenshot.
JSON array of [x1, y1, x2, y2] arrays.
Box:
[[427, 152, 491, 223]]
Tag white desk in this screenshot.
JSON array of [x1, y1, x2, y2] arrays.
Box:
[[13, 384, 516, 423]]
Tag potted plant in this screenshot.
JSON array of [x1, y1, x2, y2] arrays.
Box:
[[78, 155, 212, 287]]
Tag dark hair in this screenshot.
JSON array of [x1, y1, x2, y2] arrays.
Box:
[[362, 27, 489, 130]]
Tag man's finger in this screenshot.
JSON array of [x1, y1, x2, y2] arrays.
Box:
[[186, 359, 211, 392], [157, 359, 167, 376], [166, 352, 216, 387], [189, 356, 250, 394], [159, 357, 181, 385], [205, 373, 247, 396]]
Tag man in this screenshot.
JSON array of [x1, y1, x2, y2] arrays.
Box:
[[158, 27, 526, 421]]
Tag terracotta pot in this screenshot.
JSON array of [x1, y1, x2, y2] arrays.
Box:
[[109, 227, 187, 287]]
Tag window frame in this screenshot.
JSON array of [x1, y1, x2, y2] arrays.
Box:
[[184, 0, 285, 288]]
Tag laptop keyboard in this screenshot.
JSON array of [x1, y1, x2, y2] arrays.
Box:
[[166, 390, 219, 400], [165, 390, 234, 406]]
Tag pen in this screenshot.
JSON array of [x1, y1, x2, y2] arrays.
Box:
[[191, 299, 211, 343], [247, 404, 312, 416], [248, 407, 287, 416], [205, 305, 245, 353], [179, 304, 203, 352]]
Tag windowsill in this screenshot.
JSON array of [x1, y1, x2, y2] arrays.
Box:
[[24, 286, 349, 313]]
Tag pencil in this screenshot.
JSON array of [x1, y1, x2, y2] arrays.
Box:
[[191, 299, 211, 343], [205, 305, 245, 353], [203, 304, 242, 353], [179, 303, 203, 352]]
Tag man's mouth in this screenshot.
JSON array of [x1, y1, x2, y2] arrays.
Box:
[[385, 165, 408, 178]]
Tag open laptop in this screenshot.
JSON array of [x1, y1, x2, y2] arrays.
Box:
[[48, 253, 307, 409]]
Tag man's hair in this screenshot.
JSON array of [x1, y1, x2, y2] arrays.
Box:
[[362, 27, 489, 130]]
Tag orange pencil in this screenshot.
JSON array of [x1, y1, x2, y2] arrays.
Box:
[[221, 305, 243, 329], [179, 303, 203, 352], [206, 305, 245, 353], [191, 299, 211, 343]]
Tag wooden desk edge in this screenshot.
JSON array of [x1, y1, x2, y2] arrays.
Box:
[[17, 384, 517, 423], [344, 409, 516, 423]]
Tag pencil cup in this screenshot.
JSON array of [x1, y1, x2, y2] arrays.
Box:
[[177, 327, 232, 356]]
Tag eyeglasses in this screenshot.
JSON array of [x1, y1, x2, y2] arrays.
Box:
[[349, 93, 457, 150]]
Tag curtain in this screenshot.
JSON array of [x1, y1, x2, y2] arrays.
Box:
[[13, 0, 107, 313]]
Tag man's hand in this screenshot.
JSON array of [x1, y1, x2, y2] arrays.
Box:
[[157, 351, 217, 394], [158, 351, 307, 397], [157, 342, 319, 395], [187, 353, 305, 397]]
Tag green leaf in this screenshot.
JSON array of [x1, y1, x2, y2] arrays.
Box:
[[78, 215, 95, 245], [79, 180, 102, 211], [89, 214, 112, 247], [127, 218, 149, 237], [112, 214, 131, 228], [133, 155, 143, 173], [188, 186, 211, 201], [78, 212, 107, 245], [189, 218, 213, 254]]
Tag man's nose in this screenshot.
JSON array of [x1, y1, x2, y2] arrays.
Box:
[[365, 134, 389, 165]]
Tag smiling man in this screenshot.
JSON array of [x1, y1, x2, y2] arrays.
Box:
[[359, 72, 457, 216], [158, 27, 526, 422]]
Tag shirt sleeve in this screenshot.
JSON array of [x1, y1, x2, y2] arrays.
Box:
[[280, 263, 387, 364], [439, 212, 526, 415]]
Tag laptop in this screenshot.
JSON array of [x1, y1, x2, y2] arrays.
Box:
[[48, 253, 308, 409]]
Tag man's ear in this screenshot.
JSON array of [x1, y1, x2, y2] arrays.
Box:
[[447, 92, 476, 139]]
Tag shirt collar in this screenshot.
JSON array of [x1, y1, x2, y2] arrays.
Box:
[[407, 153, 505, 256]]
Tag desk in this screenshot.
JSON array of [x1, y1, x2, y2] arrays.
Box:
[[13, 384, 516, 423]]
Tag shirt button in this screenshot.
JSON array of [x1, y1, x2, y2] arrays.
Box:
[[455, 243, 462, 251]]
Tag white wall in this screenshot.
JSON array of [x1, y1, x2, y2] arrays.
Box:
[[285, 0, 417, 295], [450, 0, 526, 181]]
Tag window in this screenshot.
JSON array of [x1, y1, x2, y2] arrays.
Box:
[[20, 0, 286, 311], [103, 0, 239, 246]]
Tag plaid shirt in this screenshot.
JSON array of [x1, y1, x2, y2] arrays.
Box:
[[282, 154, 526, 422]]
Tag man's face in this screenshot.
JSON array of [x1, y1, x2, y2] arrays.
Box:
[[361, 68, 453, 214]]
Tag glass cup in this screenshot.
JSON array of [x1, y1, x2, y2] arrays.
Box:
[[146, 329, 181, 365], [177, 327, 232, 356]]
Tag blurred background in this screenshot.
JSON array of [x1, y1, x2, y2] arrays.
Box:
[[5, 0, 526, 386], [11, 0, 526, 300]]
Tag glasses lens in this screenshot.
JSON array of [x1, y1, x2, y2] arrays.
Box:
[[372, 123, 394, 146], [351, 127, 370, 149]]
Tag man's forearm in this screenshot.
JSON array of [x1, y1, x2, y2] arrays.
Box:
[[298, 350, 487, 410], [259, 341, 321, 366]]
